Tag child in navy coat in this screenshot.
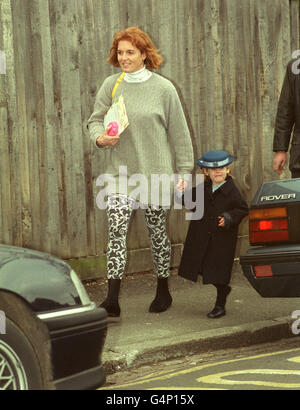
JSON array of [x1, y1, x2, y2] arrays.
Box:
[[178, 150, 248, 318]]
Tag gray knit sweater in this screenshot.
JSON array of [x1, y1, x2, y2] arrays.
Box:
[[88, 72, 194, 205]]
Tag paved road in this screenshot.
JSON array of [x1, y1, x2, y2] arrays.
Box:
[[101, 337, 300, 391]]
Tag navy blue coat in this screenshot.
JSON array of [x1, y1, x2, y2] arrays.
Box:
[[178, 176, 248, 285]]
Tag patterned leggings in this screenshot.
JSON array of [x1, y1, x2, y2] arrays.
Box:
[[106, 195, 171, 279]]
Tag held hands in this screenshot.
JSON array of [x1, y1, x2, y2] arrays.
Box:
[[175, 179, 187, 192], [96, 125, 120, 147], [273, 151, 287, 175], [175, 181, 226, 228]]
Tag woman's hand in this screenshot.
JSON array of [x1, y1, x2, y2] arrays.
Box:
[[175, 179, 187, 192], [96, 125, 120, 147]]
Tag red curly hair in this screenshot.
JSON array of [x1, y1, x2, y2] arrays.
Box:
[[107, 26, 163, 69]]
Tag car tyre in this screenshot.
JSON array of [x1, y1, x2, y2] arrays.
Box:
[[0, 292, 53, 390]]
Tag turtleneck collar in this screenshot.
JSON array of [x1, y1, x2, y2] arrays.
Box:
[[123, 66, 152, 83]]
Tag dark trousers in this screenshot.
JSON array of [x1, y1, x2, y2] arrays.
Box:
[[292, 170, 300, 178]]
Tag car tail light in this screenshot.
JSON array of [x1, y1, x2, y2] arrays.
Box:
[[254, 265, 273, 277], [249, 207, 289, 244]]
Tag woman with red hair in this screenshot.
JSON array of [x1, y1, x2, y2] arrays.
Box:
[[107, 26, 163, 70], [88, 27, 194, 318]]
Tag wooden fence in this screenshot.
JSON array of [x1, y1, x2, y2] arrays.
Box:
[[0, 0, 299, 276]]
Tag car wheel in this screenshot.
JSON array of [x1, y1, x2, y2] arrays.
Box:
[[1, 318, 40, 389], [0, 292, 53, 390]]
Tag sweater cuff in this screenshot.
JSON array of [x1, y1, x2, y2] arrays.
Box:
[[89, 126, 109, 149], [177, 169, 193, 181]]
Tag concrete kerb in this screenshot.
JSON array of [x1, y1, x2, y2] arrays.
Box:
[[102, 316, 295, 375]]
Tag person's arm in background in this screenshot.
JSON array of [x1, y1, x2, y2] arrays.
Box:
[[273, 61, 295, 175]]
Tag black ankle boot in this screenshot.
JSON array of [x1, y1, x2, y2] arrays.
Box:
[[207, 305, 226, 318], [207, 284, 231, 319], [99, 278, 121, 317], [149, 277, 172, 313]]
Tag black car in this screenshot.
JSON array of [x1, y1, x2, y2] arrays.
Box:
[[0, 244, 107, 390], [240, 178, 300, 297]]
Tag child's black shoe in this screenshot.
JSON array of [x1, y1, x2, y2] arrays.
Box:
[[207, 305, 226, 318]]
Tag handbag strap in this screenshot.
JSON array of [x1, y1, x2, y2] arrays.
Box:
[[112, 72, 125, 99]]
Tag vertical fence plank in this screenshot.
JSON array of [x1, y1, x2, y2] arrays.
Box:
[[48, 0, 89, 258], [0, 1, 12, 245], [35, 0, 62, 254], [1, 0, 23, 246]]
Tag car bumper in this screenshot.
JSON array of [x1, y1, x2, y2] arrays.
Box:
[[38, 305, 107, 390], [240, 244, 300, 297]]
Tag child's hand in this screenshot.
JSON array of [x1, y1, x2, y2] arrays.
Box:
[[218, 216, 225, 227]]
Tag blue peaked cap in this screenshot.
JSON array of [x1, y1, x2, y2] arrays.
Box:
[[197, 150, 234, 168]]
